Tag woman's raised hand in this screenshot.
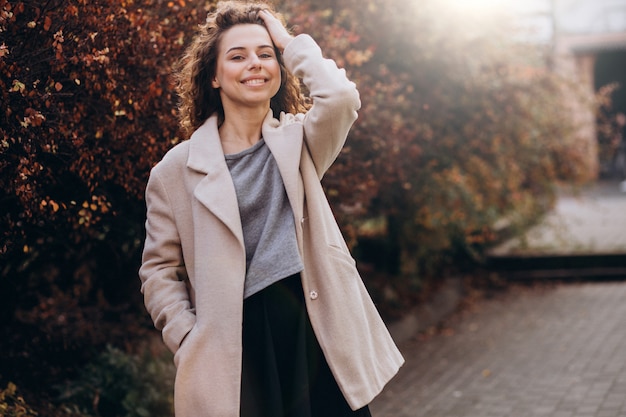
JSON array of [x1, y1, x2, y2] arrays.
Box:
[[258, 10, 293, 52]]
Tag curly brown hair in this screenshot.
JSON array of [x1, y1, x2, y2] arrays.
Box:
[[175, 1, 308, 137]]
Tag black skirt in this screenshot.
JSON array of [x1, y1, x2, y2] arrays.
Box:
[[240, 274, 373, 417]]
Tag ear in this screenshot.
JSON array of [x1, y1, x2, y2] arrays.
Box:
[[212, 77, 220, 88]]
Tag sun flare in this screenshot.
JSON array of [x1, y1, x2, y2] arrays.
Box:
[[438, 0, 511, 15]]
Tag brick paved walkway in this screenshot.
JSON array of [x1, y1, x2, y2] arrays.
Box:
[[371, 281, 626, 417]]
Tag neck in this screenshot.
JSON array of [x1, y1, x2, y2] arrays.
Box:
[[219, 107, 268, 154]]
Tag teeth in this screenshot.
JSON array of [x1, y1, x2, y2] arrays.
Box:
[[244, 79, 265, 85]]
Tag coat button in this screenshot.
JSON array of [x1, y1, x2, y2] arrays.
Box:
[[309, 290, 318, 300]]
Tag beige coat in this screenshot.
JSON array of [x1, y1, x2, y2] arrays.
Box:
[[139, 34, 404, 417]]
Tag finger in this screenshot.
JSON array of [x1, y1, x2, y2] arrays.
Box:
[[258, 9, 273, 23], [258, 10, 292, 50]]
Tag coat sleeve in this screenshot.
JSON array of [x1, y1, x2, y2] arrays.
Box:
[[139, 167, 196, 354], [282, 34, 361, 178]]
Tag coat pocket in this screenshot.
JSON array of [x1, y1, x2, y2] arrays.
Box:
[[327, 244, 357, 267], [173, 325, 197, 368]]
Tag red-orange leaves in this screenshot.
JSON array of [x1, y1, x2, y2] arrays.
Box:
[[1, 0, 212, 266], [43, 14, 51, 30], [22, 108, 46, 127]]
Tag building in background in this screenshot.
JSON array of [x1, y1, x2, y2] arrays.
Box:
[[511, 0, 626, 178], [557, 0, 626, 179]]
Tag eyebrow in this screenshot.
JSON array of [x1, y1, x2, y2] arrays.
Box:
[[225, 44, 275, 54]]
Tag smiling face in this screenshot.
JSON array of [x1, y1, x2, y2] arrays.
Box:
[[212, 24, 281, 115]]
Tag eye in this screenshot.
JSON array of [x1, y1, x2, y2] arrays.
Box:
[[230, 55, 245, 61], [258, 47, 275, 59]]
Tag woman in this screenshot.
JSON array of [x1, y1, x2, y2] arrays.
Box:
[[139, 2, 404, 416]]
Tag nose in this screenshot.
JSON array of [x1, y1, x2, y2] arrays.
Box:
[[249, 54, 261, 69]]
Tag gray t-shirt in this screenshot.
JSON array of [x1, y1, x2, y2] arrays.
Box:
[[225, 139, 304, 298]]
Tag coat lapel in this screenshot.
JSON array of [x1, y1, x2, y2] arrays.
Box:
[[186, 112, 305, 246], [187, 116, 244, 245], [262, 111, 304, 223]]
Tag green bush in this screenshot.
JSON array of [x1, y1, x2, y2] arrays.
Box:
[[56, 346, 174, 417]]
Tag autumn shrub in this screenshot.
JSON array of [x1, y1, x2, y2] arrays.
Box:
[[0, 0, 213, 404], [278, 0, 594, 308], [0, 382, 38, 417], [0, 0, 213, 301]]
